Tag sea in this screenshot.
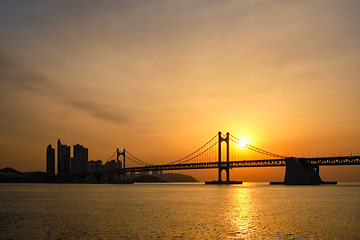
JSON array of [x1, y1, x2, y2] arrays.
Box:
[[1, 182, 360, 239]]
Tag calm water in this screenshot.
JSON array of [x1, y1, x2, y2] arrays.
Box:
[[1, 183, 360, 239]]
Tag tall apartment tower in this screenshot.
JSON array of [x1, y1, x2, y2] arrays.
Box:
[[71, 144, 88, 174], [46, 144, 55, 177], [57, 139, 70, 176]]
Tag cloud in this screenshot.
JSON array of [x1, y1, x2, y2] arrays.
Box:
[[0, 50, 129, 125], [70, 100, 128, 124], [0, 50, 53, 92]]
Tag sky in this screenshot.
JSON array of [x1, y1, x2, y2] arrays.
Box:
[[1, 0, 360, 182]]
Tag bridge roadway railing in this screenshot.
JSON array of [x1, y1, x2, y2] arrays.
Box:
[[97, 156, 360, 175], [96, 158, 287, 175], [306, 156, 360, 166]]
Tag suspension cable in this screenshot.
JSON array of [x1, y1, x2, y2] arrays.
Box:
[[125, 150, 153, 166], [125, 155, 149, 166], [115, 132, 285, 167], [169, 133, 218, 164], [107, 150, 117, 162], [229, 134, 286, 159], [171, 141, 219, 165]]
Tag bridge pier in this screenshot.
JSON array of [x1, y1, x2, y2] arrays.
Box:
[[270, 157, 336, 185]]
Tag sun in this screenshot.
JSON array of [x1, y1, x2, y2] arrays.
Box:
[[237, 139, 249, 148]]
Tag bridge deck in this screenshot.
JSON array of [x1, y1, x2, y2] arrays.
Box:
[[52, 156, 360, 180], [99, 156, 360, 174]]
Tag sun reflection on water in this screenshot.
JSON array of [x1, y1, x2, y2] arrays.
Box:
[[224, 187, 260, 239]]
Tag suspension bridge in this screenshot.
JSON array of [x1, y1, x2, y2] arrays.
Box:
[[99, 131, 360, 185], [52, 132, 360, 184]]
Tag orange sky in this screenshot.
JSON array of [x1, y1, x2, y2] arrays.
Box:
[[1, 0, 360, 181]]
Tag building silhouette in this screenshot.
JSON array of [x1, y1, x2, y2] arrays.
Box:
[[46, 144, 55, 177], [57, 139, 70, 176], [104, 160, 117, 182], [85, 160, 102, 172], [71, 144, 88, 174]]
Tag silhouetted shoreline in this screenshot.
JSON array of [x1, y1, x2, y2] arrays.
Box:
[[0, 167, 198, 183]]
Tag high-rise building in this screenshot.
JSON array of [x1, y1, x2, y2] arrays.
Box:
[[95, 160, 102, 171], [84, 160, 103, 173], [104, 160, 117, 182], [57, 139, 70, 176], [71, 144, 88, 174], [46, 144, 55, 177]]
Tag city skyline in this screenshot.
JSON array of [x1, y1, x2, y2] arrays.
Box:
[[45, 139, 126, 183], [1, 0, 360, 182]]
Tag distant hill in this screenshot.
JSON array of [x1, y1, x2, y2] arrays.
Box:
[[0, 167, 21, 173], [127, 173, 198, 183], [160, 173, 198, 182], [0, 168, 46, 183], [129, 175, 169, 183]]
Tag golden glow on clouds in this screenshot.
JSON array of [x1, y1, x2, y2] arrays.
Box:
[[0, 0, 360, 181]]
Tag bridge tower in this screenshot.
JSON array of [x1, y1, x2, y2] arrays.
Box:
[[117, 148, 125, 182], [206, 132, 242, 184], [218, 132, 230, 182]]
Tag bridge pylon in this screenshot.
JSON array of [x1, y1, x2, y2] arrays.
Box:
[[218, 132, 230, 182], [117, 148, 125, 182], [206, 131, 242, 184]]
